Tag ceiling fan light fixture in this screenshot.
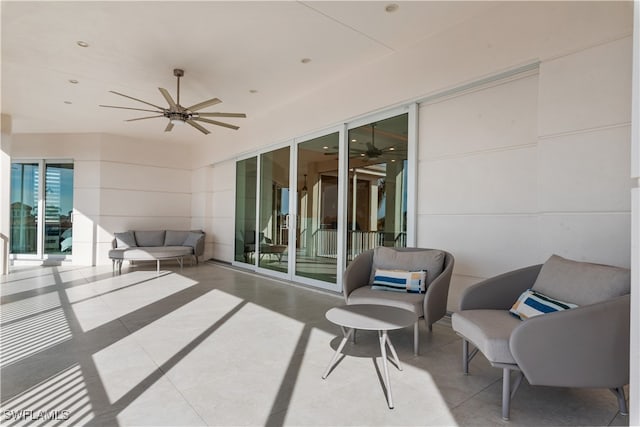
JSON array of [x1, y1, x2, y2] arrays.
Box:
[[170, 117, 185, 125]]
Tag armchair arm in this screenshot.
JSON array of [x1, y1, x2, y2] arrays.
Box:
[[459, 264, 542, 311], [342, 250, 374, 303], [511, 294, 630, 388], [424, 251, 454, 326]]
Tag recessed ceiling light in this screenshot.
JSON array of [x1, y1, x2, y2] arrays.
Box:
[[323, 146, 329, 150], [391, 159, 396, 162], [389, 147, 395, 151], [360, 153, 366, 157], [351, 139, 357, 142], [64, 101, 72, 104], [385, 4, 399, 13], [301, 58, 312, 64], [249, 89, 258, 94], [76, 41, 89, 48], [68, 79, 79, 84]]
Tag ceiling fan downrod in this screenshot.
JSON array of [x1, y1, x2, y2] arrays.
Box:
[[174, 68, 184, 108]]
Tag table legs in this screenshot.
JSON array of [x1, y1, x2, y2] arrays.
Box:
[[322, 328, 401, 409], [322, 328, 353, 379]]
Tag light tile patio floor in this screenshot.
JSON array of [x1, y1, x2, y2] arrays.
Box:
[[0, 262, 629, 426]]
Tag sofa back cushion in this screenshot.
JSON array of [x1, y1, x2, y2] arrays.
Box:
[[369, 247, 445, 287], [532, 255, 630, 306], [165, 230, 190, 246], [134, 230, 166, 247], [114, 231, 137, 248]]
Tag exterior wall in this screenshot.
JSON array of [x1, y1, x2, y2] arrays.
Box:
[[203, 1, 633, 309], [9, 133, 193, 265]]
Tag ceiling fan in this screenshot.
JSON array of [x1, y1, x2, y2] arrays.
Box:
[[100, 68, 246, 135]]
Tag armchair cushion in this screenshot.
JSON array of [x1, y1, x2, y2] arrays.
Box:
[[509, 289, 577, 320], [371, 269, 426, 293], [370, 247, 444, 287], [347, 286, 425, 314], [532, 255, 630, 306], [451, 309, 521, 364]]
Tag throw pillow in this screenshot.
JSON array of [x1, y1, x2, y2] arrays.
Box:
[[371, 269, 427, 293], [183, 232, 203, 248], [370, 247, 445, 286], [114, 231, 137, 248], [510, 289, 578, 320]]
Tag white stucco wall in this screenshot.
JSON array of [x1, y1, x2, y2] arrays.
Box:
[[9, 133, 194, 265], [200, 2, 633, 296]]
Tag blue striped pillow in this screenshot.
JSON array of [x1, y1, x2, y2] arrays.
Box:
[[371, 269, 427, 293], [510, 289, 578, 320]]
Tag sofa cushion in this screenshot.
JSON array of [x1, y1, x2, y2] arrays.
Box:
[[532, 255, 630, 306], [370, 247, 444, 287], [347, 286, 425, 316], [509, 289, 577, 320], [120, 246, 192, 260], [371, 269, 426, 293], [134, 230, 166, 247], [165, 230, 190, 246], [183, 232, 203, 248], [451, 310, 521, 365], [114, 231, 137, 248]]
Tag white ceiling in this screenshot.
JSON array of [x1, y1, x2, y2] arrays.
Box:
[[1, 1, 493, 145]]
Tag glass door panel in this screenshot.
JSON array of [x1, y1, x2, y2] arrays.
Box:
[[44, 163, 74, 254], [347, 114, 408, 263], [295, 132, 340, 283], [9, 163, 39, 254], [234, 157, 258, 264], [258, 147, 290, 273]]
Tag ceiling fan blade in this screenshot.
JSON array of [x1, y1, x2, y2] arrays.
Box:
[[186, 97, 221, 112], [196, 112, 247, 118], [99, 105, 163, 114], [193, 117, 239, 130], [165, 122, 174, 132], [109, 90, 164, 110], [186, 119, 210, 135], [159, 88, 178, 111], [125, 115, 164, 122]]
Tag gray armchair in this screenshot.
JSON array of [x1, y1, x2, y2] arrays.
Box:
[[451, 255, 630, 420], [343, 247, 455, 355]]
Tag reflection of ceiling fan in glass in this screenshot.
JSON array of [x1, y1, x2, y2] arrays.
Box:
[[325, 123, 407, 159], [100, 69, 246, 135]]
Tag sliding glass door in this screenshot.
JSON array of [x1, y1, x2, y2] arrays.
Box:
[[10, 160, 74, 259], [232, 107, 414, 291], [258, 147, 290, 274], [347, 114, 408, 263], [294, 132, 340, 284]]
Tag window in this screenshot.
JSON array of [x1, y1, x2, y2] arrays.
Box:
[[10, 160, 74, 258]]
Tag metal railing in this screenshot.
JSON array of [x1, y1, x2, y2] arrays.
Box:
[[314, 229, 407, 260]]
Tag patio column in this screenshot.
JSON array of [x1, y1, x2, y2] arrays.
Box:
[[1, 114, 12, 275]]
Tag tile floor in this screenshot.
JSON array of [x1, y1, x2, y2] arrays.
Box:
[[0, 262, 629, 426]]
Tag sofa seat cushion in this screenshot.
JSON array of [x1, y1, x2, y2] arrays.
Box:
[[532, 255, 630, 306], [347, 286, 424, 316], [120, 246, 192, 260], [451, 309, 521, 365]]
